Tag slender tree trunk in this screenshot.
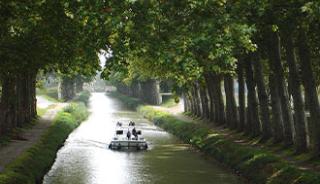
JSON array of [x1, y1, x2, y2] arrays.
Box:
[[266, 31, 294, 145], [30, 72, 37, 118], [245, 58, 261, 137], [182, 92, 190, 112], [269, 73, 284, 143], [283, 34, 307, 152], [252, 52, 272, 139], [237, 60, 246, 131], [204, 74, 216, 122], [298, 30, 320, 155], [199, 84, 209, 119], [224, 75, 238, 129], [192, 83, 201, 117], [212, 74, 225, 125], [195, 82, 203, 117]]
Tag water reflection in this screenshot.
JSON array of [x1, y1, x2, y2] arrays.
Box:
[[43, 93, 244, 184]]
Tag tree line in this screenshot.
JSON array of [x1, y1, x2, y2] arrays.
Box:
[[103, 1, 320, 155], [0, 1, 111, 136]]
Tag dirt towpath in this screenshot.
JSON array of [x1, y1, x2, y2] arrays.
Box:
[[0, 98, 67, 172]]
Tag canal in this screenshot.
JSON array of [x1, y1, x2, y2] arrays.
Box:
[[43, 93, 245, 184]]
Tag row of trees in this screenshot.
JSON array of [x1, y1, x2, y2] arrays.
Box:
[[0, 1, 110, 136], [103, 1, 320, 155]]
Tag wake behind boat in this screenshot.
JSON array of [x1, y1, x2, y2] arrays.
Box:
[[108, 121, 148, 150]]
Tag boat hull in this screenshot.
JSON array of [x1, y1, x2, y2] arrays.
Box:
[[109, 140, 148, 150]]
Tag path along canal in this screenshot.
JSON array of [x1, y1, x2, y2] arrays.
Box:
[[43, 93, 245, 184]]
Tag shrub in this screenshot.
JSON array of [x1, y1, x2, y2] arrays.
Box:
[[74, 90, 91, 105]]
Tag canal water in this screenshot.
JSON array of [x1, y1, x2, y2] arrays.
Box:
[[43, 93, 245, 184]]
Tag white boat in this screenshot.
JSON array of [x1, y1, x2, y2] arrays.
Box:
[[108, 122, 148, 150]]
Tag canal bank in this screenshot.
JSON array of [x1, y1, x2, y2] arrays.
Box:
[[43, 92, 245, 184], [110, 92, 320, 184], [0, 95, 89, 184]]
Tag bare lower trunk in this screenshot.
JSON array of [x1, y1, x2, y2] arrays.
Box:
[[0, 74, 18, 135], [212, 74, 225, 125], [141, 79, 162, 105], [252, 52, 271, 139], [245, 57, 261, 137], [284, 34, 307, 152], [269, 74, 284, 143], [61, 77, 76, 101], [224, 75, 238, 129], [266, 31, 293, 145], [298, 30, 320, 154], [204, 74, 216, 122], [199, 84, 209, 119], [237, 60, 246, 131]]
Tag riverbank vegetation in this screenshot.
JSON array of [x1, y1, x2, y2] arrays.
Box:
[[139, 106, 320, 184], [0, 102, 89, 184], [112, 92, 320, 184]]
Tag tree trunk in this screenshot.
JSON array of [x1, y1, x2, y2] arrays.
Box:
[[204, 74, 216, 122], [245, 58, 261, 137], [0, 74, 18, 134], [252, 52, 272, 139], [192, 83, 201, 117], [284, 34, 307, 152], [237, 59, 246, 131], [212, 74, 225, 124], [269, 73, 284, 143], [224, 75, 238, 129], [141, 79, 162, 105], [199, 84, 209, 119], [75, 80, 84, 93], [297, 30, 320, 154], [266, 31, 294, 145], [61, 77, 76, 101]]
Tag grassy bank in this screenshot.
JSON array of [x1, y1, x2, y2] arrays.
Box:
[[36, 87, 60, 102], [0, 102, 89, 184], [107, 91, 143, 109], [113, 92, 320, 184]]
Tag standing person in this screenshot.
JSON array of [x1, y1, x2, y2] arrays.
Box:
[[132, 128, 138, 139], [127, 129, 131, 140]]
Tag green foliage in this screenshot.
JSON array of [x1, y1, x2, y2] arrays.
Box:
[[63, 102, 89, 123], [0, 103, 89, 184], [73, 90, 91, 105], [107, 91, 143, 109], [161, 97, 179, 108], [36, 87, 60, 102]]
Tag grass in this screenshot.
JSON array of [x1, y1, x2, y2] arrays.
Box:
[[112, 91, 320, 184], [107, 91, 143, 109], [0, 102, 89, 184], [73, 90, 91, 105], [36, 87, 60, 102], [37, 104, 56, 117], [161, 97, 179, 108]]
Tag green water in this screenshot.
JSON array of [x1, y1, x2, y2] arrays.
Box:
[[43, 93, 245, 184]]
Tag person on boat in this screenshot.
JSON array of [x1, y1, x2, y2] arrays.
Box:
[[127, 129, 131, 140], [132, 128, 138, 140], [129, 121, 135, 126]]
